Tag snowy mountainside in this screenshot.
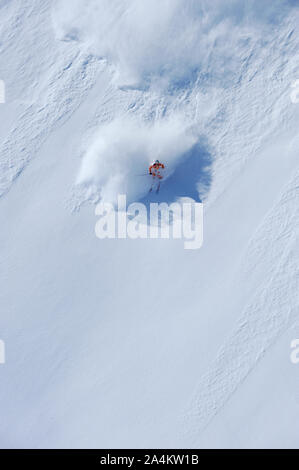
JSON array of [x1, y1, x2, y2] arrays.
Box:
[[0, 0, 298, 448]]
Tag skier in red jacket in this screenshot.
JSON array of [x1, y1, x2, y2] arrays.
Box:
[[149, 160, 165, 193]]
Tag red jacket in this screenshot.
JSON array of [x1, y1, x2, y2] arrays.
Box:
[[149, 162, 165, 177]]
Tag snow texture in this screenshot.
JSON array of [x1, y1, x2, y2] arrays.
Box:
[[0, 0, 298, 448]]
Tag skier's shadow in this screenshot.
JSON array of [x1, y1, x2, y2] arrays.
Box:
[[139, 141, 213, 207]]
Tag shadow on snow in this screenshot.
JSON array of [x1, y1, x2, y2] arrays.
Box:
[[138, 141, 213, 209]]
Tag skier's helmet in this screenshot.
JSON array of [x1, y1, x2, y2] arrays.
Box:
[[155, 160, 160, 164]]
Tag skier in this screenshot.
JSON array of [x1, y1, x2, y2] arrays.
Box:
[[149, 160, 165, 193]]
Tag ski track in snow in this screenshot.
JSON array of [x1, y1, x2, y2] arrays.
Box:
[[184, 169, 299, 444], [0, 0, 104, 199]]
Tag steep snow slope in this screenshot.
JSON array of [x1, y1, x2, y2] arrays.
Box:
[[0, 0, 298, 448]]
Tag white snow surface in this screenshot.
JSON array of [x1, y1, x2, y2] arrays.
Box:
[[0, 0, 299, 448]]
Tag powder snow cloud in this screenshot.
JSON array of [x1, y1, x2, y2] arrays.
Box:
[[51, 0, 298, 204], [76, 115, 197, 204], [51, 0, 295, 87]]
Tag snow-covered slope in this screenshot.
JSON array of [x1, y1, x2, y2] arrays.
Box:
[[0, 0, 298, 448]]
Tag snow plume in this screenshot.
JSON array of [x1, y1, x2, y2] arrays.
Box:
[[51, 0, 295, 88], [76, 115, 197, 204]]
